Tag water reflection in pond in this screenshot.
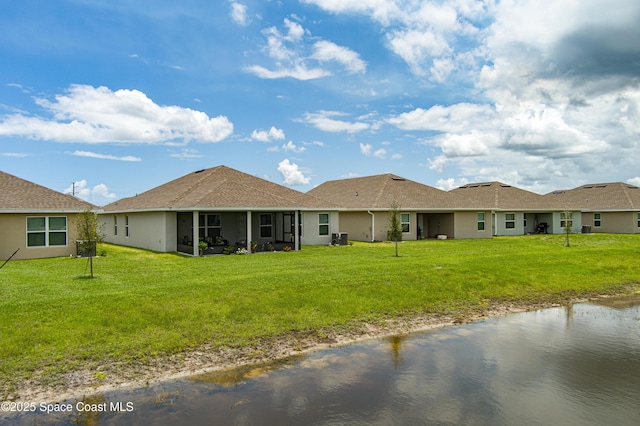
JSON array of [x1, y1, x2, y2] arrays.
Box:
[[6, 295, 640, 425]]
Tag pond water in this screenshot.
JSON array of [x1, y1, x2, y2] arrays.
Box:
[[5, 294, 640, 425]]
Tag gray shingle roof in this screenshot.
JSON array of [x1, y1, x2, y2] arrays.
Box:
[[307, 173, 468, 210], [450, 182, 558, 210], [0, 170, 96, 211], [545, 182, 640, 210], [103, 165, 337, 212]]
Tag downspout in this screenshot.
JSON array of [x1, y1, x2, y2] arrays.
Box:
[[492, 210, 497, 237], [368, 210, 375, 242]]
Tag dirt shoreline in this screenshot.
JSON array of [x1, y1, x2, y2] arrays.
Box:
[[5, 292, 637, 404]]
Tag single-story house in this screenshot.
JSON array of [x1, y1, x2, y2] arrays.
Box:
[[546, 182, 640, 234], [307, 173, 493, 241], [0, 170, 96, 260], [450, 182, 582, 236], [100, 165, 340, 255]]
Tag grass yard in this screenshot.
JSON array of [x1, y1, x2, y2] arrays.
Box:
[[1, 233, 639, 396]]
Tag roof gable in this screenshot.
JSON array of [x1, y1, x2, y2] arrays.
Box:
[[0, 170, 96, 211], [450, 182, 555, 210], [103, 165, 335, 211], [307, 173, 463, 209], [545, 182, 640, 210]]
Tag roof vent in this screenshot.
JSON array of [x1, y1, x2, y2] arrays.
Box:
[[194, 169, 205, 174], [391, 177, 406, 181]]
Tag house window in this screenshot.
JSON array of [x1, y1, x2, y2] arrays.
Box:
[[114, 215, 118, 236], [637, 213, 640, 228], [26, 216, 67, 247], [561, 212, 573, 229], [125, 215, 129, 237], [199, 214, 222, 239], [401, 213, 410, 233], [523, 213, 527, 228], [318, 213, 329, 236], [594, 213, 601, 227], [260, 214, 273, 238], [477, 213, 485, 231], [505, 213, 516, 229]]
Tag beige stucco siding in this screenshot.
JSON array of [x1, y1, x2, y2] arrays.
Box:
[[102, 212, 176, 253], [301, 211, 339, 245], [0, 213, 83, 260], [453, 211, 492, 239], [581, 211, 639, 234]]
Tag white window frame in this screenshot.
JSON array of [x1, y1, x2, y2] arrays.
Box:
[[26, 216, 68, 248], [561, 212, 573, 229], [199, 213, 222, 239], [505, 213, 516, 229], [125, 215, 130, 237], [114, 215, 118, 236], [477, 212, 485, 231], [594, 213, 601, 228], [637, 213, 640, 228], [318, 213, 330, 236], [401, 213, 410, 233]]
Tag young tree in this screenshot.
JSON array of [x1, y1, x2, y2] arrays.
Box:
[[387, 202, 402, 257], [561, 211, 573, 247], [76, 209, 104, 278]]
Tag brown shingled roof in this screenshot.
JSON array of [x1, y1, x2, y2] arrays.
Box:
[[450, 182, 557, 210], [0, 170, 96, 211], [307, 173, 466, 210], [545, 182, 640, 211], [103, 165, 337, 212]]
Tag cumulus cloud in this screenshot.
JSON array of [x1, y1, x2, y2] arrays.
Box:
[[71, 150, 141, 162], [301, 111, 370, 133], [229, 2, 249, 26], [311, 40, 366, 74], [0, 85, 233, 144], [359, 143, 372, 156], [281, 141, 306, 153], [64, 180, 116, 206], [251, 126, 285, 142], [277, 159, 311, 185], [246, 18, 366, 80]]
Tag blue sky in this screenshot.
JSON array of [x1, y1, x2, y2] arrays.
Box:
[[1, 0, 639, 205]]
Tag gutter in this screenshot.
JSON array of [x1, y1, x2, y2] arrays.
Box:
[[367, 210, 375, 242]]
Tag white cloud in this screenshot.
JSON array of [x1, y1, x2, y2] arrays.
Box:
[[245, 64, 330, 80], [247, 17, 366, 80], [277, 159, 311, 185], [71, 150, 142, 162], [627, 177, 640, 187], [251, 126, 285, 142], [64, 180, 116, 206], [230, 2, 249, 26], [428, 155, 448, 173], [1, 152, 30, 158], [359, 143, 372, 156], [302, 111, 370, 133], [0, 85, 233, 144], [281, 141, 306, 153], [436, 177, 469, 191], [312, 40, 367, 74], [168, 148, 203, 159]]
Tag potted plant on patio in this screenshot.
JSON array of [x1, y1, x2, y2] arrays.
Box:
[[198, 241, 208, 256], [250, 241, 258, 253]]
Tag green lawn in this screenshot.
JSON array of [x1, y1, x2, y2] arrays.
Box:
[[1, 234, 639, 395]]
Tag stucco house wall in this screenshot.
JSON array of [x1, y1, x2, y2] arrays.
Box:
[[301, 211, 339, 245], [102, 211, 177, 253], [453, 211, 492, 239], [580, 211, 639, 234], [0, 213, 84, 260]]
